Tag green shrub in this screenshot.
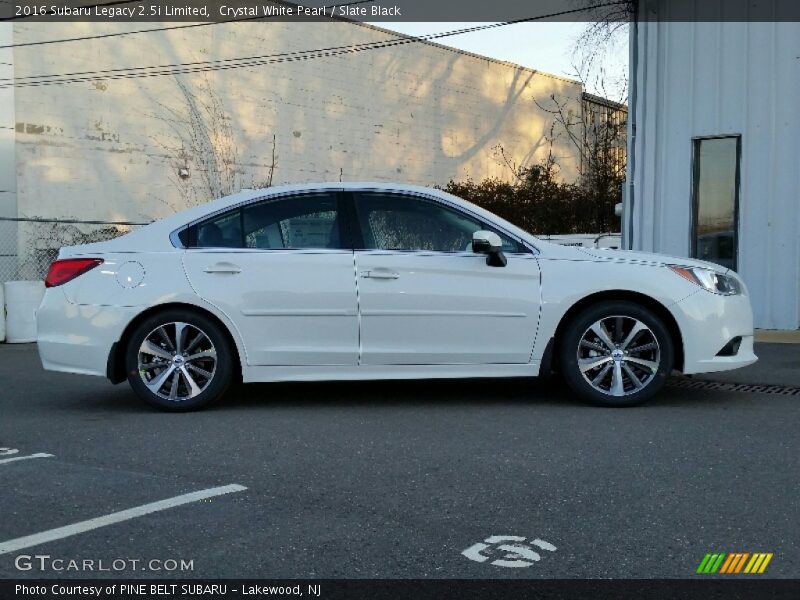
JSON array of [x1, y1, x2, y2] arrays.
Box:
[[440, 160, 622, 235]]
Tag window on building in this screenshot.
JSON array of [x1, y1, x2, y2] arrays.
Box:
[[691, 136, 741, 270]]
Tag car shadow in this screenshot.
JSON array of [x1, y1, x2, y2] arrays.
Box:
[[220, 375, 582, 411]]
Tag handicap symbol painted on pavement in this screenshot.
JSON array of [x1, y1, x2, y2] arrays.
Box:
[[462, 535, 557, 568]]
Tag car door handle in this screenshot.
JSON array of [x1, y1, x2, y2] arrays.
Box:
[[203, 262, 242, 274], [360, 270, 399, 279]]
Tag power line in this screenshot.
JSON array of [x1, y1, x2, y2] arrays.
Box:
[[0, 216, 151, 226], [0, 3, 629, 89], [0, 23, 529, 88], [6, 20, 525, 82], [0, 1, 374, 47]]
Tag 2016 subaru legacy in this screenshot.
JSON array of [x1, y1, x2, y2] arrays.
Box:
[[36, 183, 757, 411]]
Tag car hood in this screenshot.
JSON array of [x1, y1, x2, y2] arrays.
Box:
[[575, 247, 730, 273]]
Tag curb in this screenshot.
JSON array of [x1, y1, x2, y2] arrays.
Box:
[[754, 329, 800, 344]]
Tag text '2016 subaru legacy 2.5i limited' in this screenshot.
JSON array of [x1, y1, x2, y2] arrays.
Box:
[[37, 183, 757, 411]]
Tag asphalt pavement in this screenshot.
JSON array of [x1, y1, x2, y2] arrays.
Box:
[[0, 342, 798, 579]]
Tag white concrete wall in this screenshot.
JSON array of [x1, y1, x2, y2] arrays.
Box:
[[10, 20, 584, 268], [630, 18, 800, 330]]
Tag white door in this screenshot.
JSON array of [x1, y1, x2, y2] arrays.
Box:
[[352, 192, 541, 365], [182, 192, 359, 366]]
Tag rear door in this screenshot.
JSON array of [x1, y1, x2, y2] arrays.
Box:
[[182, 191, 359, 366]]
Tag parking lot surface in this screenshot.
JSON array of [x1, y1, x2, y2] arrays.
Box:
[[1, 343, 798, 579]]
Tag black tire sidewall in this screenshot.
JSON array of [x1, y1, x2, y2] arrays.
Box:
[[559, 301, 674, 407], [125, 309, 234, 411]]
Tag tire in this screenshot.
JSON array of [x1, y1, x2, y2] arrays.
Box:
[[558, 300, 674, 407], [125, 309, 234, 411]]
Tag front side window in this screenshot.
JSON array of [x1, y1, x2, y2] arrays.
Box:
[[692, 136, 740, 270], [243, 193, 343, 249], [353, 193, 522, 253]]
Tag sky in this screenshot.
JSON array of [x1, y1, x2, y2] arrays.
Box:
[[367, 21, 629, 100]]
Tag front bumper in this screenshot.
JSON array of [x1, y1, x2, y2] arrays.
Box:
[[37, 288, 137, 377], [672, 289, 758, 374]]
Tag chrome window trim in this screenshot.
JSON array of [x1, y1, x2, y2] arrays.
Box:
[[183, 248, 353, 255], [169, 186, 539, 254], [353, 249, 536, 259]]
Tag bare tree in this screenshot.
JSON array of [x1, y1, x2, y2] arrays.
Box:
[[150, 76, 245, 212], [532, 87, 627, 234], [247, 133, 278, 190], [572, 0, 633, 101]]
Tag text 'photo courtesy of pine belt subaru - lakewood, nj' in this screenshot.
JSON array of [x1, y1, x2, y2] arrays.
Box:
[[36, 183, 757, 411]]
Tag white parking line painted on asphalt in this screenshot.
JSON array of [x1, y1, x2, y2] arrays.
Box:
[[0, 484, 247, 555], [0, 453, 54, 465]]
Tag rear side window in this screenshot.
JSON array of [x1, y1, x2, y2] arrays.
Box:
[[242, 193, 344, 249], [195, 211, 242, 248], [184, 193, 347, 250]]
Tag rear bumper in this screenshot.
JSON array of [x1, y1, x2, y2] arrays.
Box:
[[36, 288, 136, 377], [673, 290, 758, 374]]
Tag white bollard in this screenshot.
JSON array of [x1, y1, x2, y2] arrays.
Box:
[[4, 281, 45, 343]]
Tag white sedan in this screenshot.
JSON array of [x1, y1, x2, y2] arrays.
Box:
[[37, 183, 757, 410]]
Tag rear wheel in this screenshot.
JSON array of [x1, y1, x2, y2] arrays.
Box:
[[125, 310, 234, 411], [558, 301, 674, 407]]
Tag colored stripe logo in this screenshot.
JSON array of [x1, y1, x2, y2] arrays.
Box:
[[697, 552, 773, 574]]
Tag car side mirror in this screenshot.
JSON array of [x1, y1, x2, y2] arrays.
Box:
[[472, 230, 507, 267]]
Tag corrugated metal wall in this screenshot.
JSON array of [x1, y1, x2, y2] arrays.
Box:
[[630, 16, 800, 329]]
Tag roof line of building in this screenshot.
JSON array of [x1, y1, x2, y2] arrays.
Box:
[[350, 20, 584, 87], [582, 91, 628, 110]]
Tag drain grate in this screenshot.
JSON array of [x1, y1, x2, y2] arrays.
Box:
[[667, 377, 800, 396]]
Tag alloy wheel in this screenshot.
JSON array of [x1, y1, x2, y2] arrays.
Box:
[[137, 322, 217, 402], [576, 315, 661, 397]]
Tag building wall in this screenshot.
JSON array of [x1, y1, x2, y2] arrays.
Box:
[[629, 18, 800, 329], [10, 20, 584, 266]]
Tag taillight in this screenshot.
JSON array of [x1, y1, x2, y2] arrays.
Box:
[[45, 258, 104, 288]]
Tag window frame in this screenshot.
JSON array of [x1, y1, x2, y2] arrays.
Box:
[[347, 190, 532, 255], [690, 135, 742, 271]]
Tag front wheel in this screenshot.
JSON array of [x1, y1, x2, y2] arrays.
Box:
[[125, 310, 234, 411], [558, 301, 674, 407]]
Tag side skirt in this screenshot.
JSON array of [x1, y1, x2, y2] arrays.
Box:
[[242, 362, 541, 383]]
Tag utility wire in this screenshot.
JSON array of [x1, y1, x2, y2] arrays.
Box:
[[6, 20, 530, 81], [0, 3, 629, 89]]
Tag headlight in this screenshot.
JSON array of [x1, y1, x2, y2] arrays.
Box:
[[669, 266, 742, 295]]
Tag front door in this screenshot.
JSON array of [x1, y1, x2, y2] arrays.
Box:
[[351, 192, 541, 365]]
